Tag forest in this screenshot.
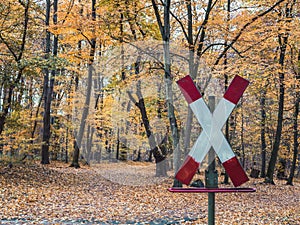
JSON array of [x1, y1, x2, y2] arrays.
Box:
[[0, 0, 299, 224], [0, 0, 299, 188]]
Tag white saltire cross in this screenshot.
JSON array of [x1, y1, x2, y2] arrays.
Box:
[[176, 75, 249, 187]]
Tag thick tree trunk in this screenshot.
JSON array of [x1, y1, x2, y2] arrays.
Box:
[[152, 0, 180, 185], [41, 0, 55, 164], [265, 1, 295, 184], [182, 0, 214, 162], [164, 41, 181, 184], [71, 63, 94, 168], [41, 76, 54, 164], [265, 35, 288, 184], [182, 0, 194, 160], [165, 0, 181, 185]]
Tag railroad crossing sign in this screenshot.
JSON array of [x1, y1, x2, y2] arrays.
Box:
[[176, 75, 250, 187]]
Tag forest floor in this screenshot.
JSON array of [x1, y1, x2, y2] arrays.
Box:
[[0, 160, 299, 225]]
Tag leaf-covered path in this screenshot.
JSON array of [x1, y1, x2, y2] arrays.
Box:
[[0, 161, 299, 224]]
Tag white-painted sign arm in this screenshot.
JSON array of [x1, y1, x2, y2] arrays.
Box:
[[175, 75, 250, 187]]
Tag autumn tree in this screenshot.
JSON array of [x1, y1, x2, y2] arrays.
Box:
[[151, 0, 181, 186], [0, 0, 30, 135], [70, 0, 97, 168], [148, 0, 287, 186], [265, 0, 298, 184], [41, 0, 60, 164], [286, 50, 299, 185]]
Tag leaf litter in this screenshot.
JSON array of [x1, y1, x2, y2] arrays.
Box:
[[0, 161, 299, 224]]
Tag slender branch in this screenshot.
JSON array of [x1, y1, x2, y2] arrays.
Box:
[[214, 0, 285, 66], [109, 34, 165, 69], [127, 91, 139, 107], [201, 43, 244, 58], [169, 10, 189, 41], [240, 35, 274, 55], [151, 0, 164, 37], [186, 0, 193, 46], [18, 0, 30, 61], [0, 33, 18, 61], [61, 0, 75, 24], [193, 0, 217, 46], [77, 29, 93, 47], [195, 0, 214, 55], [231, 6, 261, 12]]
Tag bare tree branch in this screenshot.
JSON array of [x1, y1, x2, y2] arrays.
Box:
[[169, 10, 189, 41], [151, 0, 164, 37], [214, 0, 285, 66]]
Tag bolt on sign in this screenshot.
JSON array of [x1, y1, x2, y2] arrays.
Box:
[[176, 75, 250, 187]]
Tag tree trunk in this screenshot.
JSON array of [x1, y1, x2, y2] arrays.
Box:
[[240, 98, 246, 168], [182, 0, 194, 160], [71, 63, 94, 168], [71, 0, 96, 168], [151, 0, 180, 185], [265, 34, 288, 184], [127, 80, 167, 176], [221, 0, 233, 185], [183, 108, 193, 157], [287, 51, 300, 185], [164, 36, 181, 185], [260, 87, 267, 178], [264, 0, 295, 181], [0, 86, 14, 136], [116, 128, 120, 160], [182, 0, 214, 163], [41, 0, 54, 164]]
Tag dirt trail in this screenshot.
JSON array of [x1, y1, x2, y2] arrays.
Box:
[[0, 161, 299, 224]]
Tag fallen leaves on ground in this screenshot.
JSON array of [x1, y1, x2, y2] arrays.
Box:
[[0, 161, 299, 224]]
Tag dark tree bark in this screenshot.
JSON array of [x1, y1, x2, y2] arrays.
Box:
[[265, 1, 295, 184], [287, 51, 300, 185], [128, 80, 167, 176], [65, 126, 69, 163], [70, 7, 82, 166], [260, 85, 268, 178], [41, 0, 56, 164], [116, 128, 120, 160], [220, 0, 231, 185], [265, 35, 288, 184]]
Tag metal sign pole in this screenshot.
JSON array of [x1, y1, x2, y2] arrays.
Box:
[[205, 96, 218, 225]]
